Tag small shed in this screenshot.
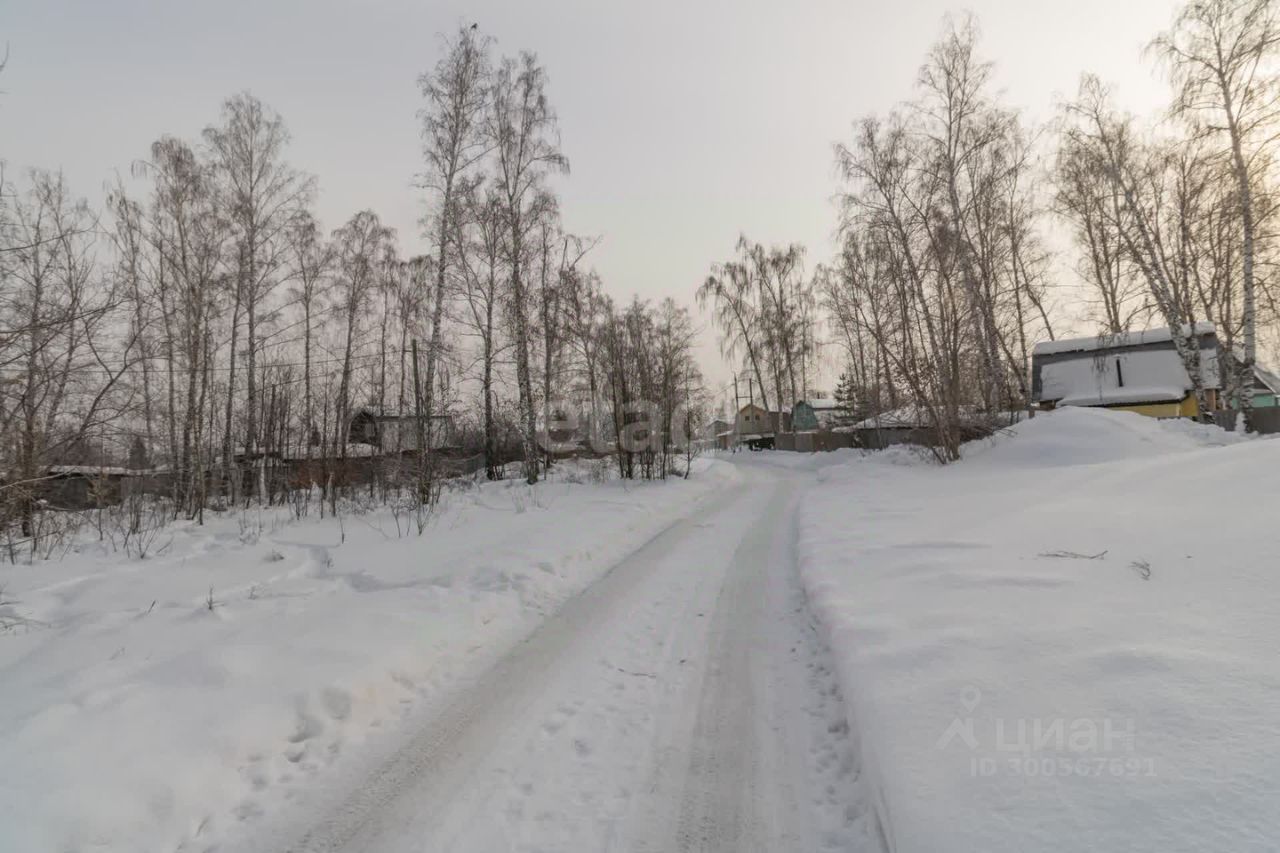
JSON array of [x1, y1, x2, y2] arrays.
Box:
[[37, 465, 169, 510], [1031, 325, 1223, 418], [348, 408, 458, 453], [840, 405, 936, 449], [838, 405, 997, 450]]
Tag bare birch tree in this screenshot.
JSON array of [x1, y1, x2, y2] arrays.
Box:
[[486, 51, 568, 484], [698, 245, 772, 412], [1062, 77, 1214, 415], [286, 211, 331, 470], [330, 210, 395, 508], [419, 25, 491, 456], [456, 185, 509, 479], [204, 93, 313, 497], [1153, 0, 1280, 430]]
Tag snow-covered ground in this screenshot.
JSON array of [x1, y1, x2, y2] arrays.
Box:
[[797, 408, 1280, 852], [6, 410, 1276, 853], [0, 460, 738, 852], [251, 460, 876, 853]]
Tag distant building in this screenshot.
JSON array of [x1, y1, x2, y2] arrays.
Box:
[[35, 465, 168, 510], [735, 403, 790, 435], [699, 418, 732, 451], [734, 403, 791, 449], [1031, 325, 1225, 419], [348, 408, 458, 453], [836, 404, 994, 450], [701, 418, 731, 438], [791, 398, 840, 432], [1234, 366, 1280, 410]]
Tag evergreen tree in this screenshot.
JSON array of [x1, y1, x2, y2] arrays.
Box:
[[833, 370, 859, 425]]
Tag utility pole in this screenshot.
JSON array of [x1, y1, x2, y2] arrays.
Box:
[[411, 339, 426, 503], [733, 373, 741, 453]]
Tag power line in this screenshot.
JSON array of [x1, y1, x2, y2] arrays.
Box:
[[0, 350, 392, 378]]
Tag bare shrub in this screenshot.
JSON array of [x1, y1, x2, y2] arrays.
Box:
[[102, 493, 173, 560]]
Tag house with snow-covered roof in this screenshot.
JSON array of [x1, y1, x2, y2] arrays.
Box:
[[1252, 366, 1280, 409], [1031, 325, 1224, 419], [791, 397, 841, 432]]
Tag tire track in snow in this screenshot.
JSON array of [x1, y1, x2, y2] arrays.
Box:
[[668, 484, 773, 851], [244, 462, 878, 853], [633, 470, 881, 853], [259, 482, 748, 853]]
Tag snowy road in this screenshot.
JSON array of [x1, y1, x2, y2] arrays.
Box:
[[254, 461, 880, 853]]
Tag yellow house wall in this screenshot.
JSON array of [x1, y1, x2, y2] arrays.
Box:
[[1107, 394, 1201, 419]]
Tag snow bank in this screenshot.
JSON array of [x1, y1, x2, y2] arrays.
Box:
[[797, 409, 1280, 852], [962, 406, 1246, 468], [0, 459, 735, 852]]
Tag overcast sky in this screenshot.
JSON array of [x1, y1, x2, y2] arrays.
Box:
[[3, 0, 1181, 399]]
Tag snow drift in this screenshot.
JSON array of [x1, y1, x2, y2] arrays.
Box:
[[963, 405, 1246, 468], [798, 408, 1280, 852]]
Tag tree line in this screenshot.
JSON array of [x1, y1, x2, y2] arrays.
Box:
[[0, 26, 705, 551], [702, 0, 1280, 460]]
